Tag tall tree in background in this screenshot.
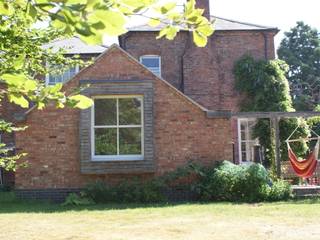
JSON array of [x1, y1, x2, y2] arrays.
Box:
[[278, 21, 320, 111]]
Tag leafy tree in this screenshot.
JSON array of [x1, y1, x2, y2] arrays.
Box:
[[234, 56, 309, 172], [0, 0, 214, 171], [278, 21, 320, 110]]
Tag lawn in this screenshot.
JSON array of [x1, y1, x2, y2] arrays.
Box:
[[0, 193, 320, 240]]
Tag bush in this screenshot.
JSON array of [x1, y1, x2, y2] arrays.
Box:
[[83, 178, 166, 204], [195, 161, 291, 202], [65, 161, 292, 204], [267, 180, 292, 201], [62, 193, 94, 206]]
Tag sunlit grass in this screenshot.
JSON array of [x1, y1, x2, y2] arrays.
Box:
[[0, 192, 320, 240]]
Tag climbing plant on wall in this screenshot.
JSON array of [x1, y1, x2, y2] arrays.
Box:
[[234, 56, 309, 172]]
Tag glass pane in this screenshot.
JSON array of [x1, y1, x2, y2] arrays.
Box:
[[240, 122, 246, 131], [242, 152, 247, 161], [241, 143, 246, 151], [119, 98, 142, 125], [94, 99, 117, 126], [241, 130, 245, 140], [48, 66, 77, 85], [141, 57, 159, 68], [94, 128, 117, 155], [119, 128, 142, 155]]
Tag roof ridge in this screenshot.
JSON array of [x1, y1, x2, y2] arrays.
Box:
[[211, 15, 277, 30]]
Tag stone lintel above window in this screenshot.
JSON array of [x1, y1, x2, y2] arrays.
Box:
[[79, 81, 154, 174]]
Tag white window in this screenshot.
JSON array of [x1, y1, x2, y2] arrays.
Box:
[[238, 119, 259, 163], [140, 55, 161, 77], [91, 95, 144, 161], [46, 65, 79, 85]]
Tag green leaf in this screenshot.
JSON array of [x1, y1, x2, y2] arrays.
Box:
[[0, 1, 13, 15], [66, 0, 87, 4], [89, 10, 127, 36], [160, 2, 176, 14], [49, 83, 63, 93], [13, 54, 26, 70], [24, 80, 37, 91], [1, 73, 28, 87], [68, 95, 93, 109], [148, 18, 161, 27], [196, 24, 214, 37], [157, 27, 169, 39], [165, 26, 178, 40], [27, 3, 37, 19], [193, 30, 207, 47], [79, 31, 103, 45], [8, 94, 29, 108], [185, 0, 195, 16]]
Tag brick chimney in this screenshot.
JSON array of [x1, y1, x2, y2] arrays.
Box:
[[195, 0, 210, 19]]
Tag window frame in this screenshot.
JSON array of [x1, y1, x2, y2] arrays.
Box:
[[139, 55, 161, 77], [45, 64, 79, 86], [90, 95, 144, 162]]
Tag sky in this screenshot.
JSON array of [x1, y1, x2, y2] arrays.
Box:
[[212, 0, 320, 49], [105, 0, 319, 51]]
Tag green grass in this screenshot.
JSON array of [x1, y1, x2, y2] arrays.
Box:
[[1, 192, 320, 240]]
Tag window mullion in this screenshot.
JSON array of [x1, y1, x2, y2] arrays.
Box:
[[117, 98, 120, 156]]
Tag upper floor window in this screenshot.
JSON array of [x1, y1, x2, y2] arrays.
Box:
[[91, 95, 144, 161], [140, 55, 161, 77], [46, 65, 79, 86]]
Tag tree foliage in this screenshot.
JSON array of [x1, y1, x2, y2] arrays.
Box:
[[278, 21, 320, 110], [234, 56, 309, 171], [0, 0, 214, 171]]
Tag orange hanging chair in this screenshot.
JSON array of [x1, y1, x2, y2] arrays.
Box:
[[286, 127, 320, 178]]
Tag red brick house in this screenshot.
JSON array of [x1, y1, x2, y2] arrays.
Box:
[[0, 0, 279, 199]]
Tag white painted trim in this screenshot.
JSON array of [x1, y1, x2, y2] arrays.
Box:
[[139, 55, 161, 77], [91, 95, 144, 161], [238, 118, 258, 164]]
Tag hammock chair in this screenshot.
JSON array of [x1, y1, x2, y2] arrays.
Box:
[[285, 126, 320, 178]]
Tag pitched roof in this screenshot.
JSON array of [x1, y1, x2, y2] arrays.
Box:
[[128, 16, 278, 32], [42, 37, 108, 54]]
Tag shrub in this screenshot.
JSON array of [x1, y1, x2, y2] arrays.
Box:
[[195, 161, 291, 202], [62, 193, 94, 206], [83, 178, 166, 204], [267, 180, 292, 201], [66, 161, 292, 204]]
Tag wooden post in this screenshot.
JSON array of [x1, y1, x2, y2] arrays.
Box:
[[271, 117, 281, 178]]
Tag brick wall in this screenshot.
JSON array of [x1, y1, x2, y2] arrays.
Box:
[[121, 30, 276, 111], [14, 46, 232, 190]]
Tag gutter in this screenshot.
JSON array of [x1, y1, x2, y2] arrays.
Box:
[[180, 32, 191, 92]]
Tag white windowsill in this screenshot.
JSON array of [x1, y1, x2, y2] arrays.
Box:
[[91, 155, 144, 162]]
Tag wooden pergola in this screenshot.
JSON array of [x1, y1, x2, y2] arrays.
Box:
[[207, 111, 320, 177]]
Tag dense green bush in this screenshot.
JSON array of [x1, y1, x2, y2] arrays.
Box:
[[266, 180, 292, 201], [83, 178, 166, 203], [195, 161, 292, 202], [63, 161, 293, 205]]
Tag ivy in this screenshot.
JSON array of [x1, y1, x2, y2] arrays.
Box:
[[234, 56, 309, 171]]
